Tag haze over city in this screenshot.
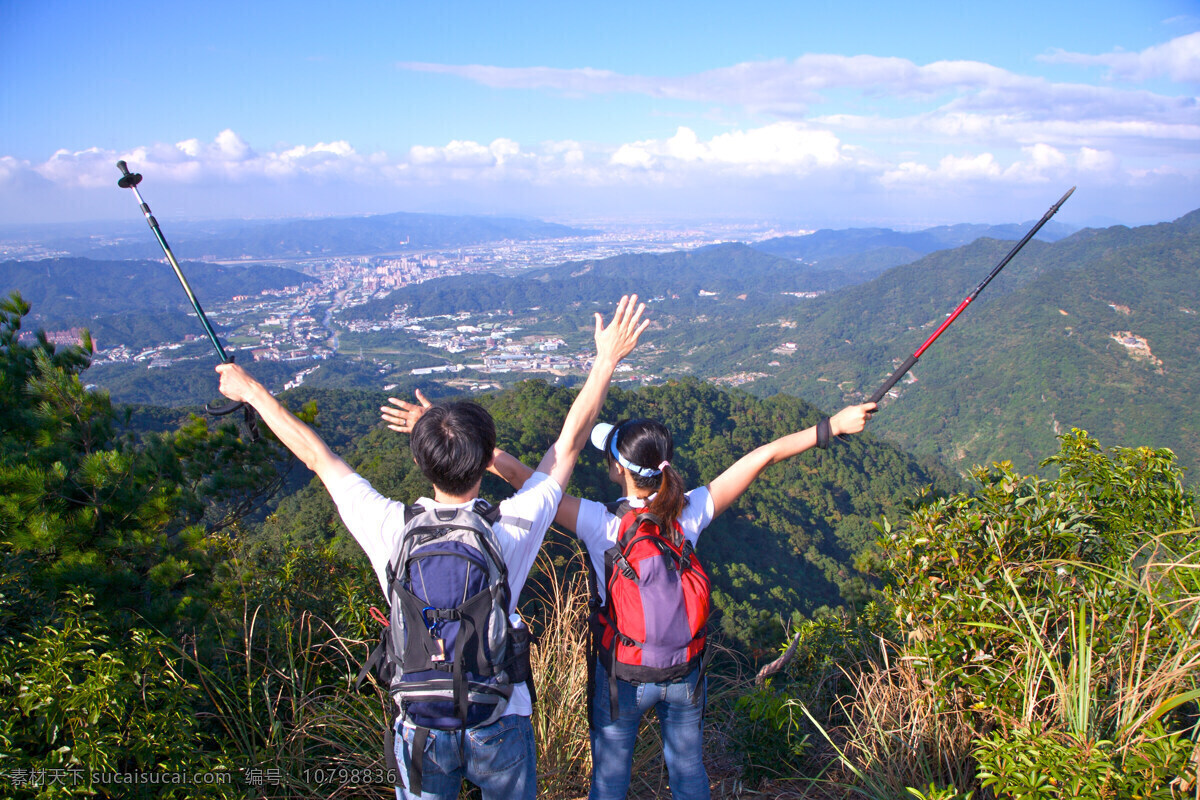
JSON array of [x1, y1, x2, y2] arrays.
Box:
[[1, 0, 1198, 228]]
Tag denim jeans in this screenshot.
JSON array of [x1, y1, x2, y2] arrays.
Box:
[[589, 659, 710, 800], [393, 714, 536, 800]]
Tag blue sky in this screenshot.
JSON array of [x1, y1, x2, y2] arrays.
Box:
[[1, 0, 1197, 228]]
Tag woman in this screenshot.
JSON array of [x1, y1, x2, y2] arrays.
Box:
[[383, 394, 876, 800]]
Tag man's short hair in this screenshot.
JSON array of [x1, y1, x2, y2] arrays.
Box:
[[410, 401, 496, 496]]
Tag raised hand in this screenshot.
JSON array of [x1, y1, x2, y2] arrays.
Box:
[[593, 294, 649, 366], [830, 402, 877, 437], [381, 389, 432, 434]]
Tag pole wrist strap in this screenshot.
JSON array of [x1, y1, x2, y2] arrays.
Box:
[[816, 417, 832, 449]]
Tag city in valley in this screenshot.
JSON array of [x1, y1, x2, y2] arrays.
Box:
[[37, 224, 812, 396]]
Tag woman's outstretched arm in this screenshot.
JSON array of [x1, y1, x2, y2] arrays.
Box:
[[706, 403, 876, 519], [490, 449, 582, 532]]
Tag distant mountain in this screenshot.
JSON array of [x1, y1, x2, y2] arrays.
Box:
[[352, 242, 848, 320], [749, 210, 1200, 479], [0, 257, 311, 347], [754, 219, 1075, 261], [74, 212, 592, 261], [751, 220, 1076, 282], [352, 210, 1200, 482]]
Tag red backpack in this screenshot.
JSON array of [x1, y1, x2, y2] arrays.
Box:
[[588, 506, 712, 724]]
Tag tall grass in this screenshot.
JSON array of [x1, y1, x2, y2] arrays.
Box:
[[172, 603, 389, 799], [794, 532, 1200, 798], [525, 548, 593, 798], [966, 533, 1200, 754], [793, 643, 978, 800]]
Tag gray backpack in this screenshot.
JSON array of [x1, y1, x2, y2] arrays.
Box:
[[357, 500, 533, 792]]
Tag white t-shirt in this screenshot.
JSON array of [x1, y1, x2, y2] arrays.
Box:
[[575, 487, 716, 604], [329, 470, 563, 718]]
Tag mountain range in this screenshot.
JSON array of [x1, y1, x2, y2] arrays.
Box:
[[373, 209, 1200, 481], [71, 212, 591, 261], [7, 209, 1194, 483], [0, 257, 311, 349]]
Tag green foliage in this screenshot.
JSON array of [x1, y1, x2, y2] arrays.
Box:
[[880, 430, 1198, 731], [259, 378, 955, 653], [731, 688, 811, 784], [1, 291, 293, 627], [0, 591, 236, 799], [181, 541, 389, 798], [751, 430, 1198, 796], [973, 721, 1199, 799], [974, 723, 1116, 800]]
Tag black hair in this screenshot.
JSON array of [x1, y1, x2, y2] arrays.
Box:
[[410, 401, 496, 497], [607, 418, 687, 527]]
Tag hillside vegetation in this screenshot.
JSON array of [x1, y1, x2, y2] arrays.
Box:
[[761, 210, 1200, 480], [0, 257, 311, 348], [1, 293, 1195, 798]]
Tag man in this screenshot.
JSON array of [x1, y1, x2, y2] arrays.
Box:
[[215, 295, 648, 800]]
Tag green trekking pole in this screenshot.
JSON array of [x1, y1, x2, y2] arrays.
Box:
[[116, 161, 259, 439]]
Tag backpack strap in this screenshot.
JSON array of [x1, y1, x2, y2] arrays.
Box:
[[355, 638, 387, 691], [408, 725, 429, 795], [607, 634, 621, 724], [385, 721, 402, 788], [605, 498, 633, 516]]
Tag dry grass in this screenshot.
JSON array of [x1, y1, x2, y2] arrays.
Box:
[[825, 656, 977, 795], [525, 550, 594, 799], [524, 546, 768, 800]]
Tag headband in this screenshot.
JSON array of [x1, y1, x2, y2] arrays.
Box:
[[590, 421, 663, 478]]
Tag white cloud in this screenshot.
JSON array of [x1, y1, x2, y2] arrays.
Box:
[[4, 123, 1188, 198], [607, 123, 846, 177], [1077, 146, 1119, 173], [882, 144, 1089, 187], [2, 118, 1196, 227], [1041, 32, 1200, 83], [399, 49, 1199, 128]]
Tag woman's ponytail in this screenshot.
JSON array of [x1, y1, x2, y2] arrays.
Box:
[[645, 463, 686, 529]]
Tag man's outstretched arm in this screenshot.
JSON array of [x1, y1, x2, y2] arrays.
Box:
[[216, 363, 353, 489]]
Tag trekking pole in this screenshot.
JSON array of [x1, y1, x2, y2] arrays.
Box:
[[115, 161, 259, 439], [867, 186, 1075, 405]]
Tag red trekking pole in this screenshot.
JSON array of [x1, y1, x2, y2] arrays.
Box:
[[868, 187, 1075, 405]]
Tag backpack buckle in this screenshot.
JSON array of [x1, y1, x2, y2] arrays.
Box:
[[421, 606, 448, 663]]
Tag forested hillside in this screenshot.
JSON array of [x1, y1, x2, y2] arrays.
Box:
[[758, 210, 1200, 479], [257, 378, 957, 653], [0, 257, 311, 347], [360, 209, 1200, 482]]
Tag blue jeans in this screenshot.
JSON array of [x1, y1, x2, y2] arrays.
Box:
[[393, 714, 536, 800], [589, 660, 710, 800]]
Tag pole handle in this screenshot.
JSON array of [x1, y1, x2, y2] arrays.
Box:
[[115, 160, 142, 189], [869, 353, 918, 404]]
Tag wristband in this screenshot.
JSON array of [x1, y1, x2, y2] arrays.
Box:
[[816, 417, 831, 449]]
